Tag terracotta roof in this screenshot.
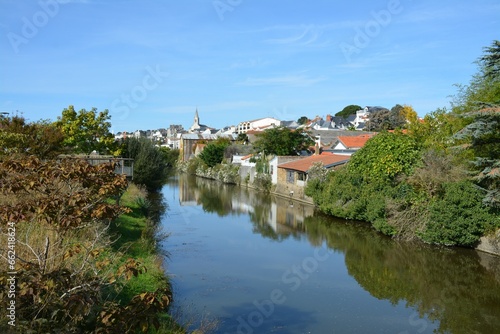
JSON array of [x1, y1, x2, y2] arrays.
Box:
[[278, 154, 350, 173], [337, 134, 373, 149]]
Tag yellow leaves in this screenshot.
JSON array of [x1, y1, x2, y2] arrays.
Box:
[[400, 104, 418, 124]]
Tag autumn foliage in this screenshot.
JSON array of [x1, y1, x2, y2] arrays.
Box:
[[0, 157, 172, 333]]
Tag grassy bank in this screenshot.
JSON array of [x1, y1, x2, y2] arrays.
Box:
[[111, 183, 184, 333]]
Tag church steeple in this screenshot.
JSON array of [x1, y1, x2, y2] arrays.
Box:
[[189, 108, 201, 132], [194, 108, 199, 125]]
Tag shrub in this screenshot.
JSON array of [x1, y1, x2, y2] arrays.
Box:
[[199, 139, 230, 167], [348, 131, 422, 182], [420, 180, 497, 246], [123, 138, 168, 190]]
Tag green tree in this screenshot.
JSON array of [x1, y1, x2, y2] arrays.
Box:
[[480, 40, 500, 79], [199, 138, 230, 167], [253, 127, 314, 156], [159, 147, 180, 167], [454, 107, 500, 208], [56, 105, 117, 155], [123, 138, 167, 190], [297, 116, 309, 125], [449, 41, 500, 208], [407, 108, 467, 151], [451, 40, 500, 114], [336, 104, 362, 118], [0, 115, 64, 158]]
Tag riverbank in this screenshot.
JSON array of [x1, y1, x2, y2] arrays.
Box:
[[476, 229, 500, 257], [111, 183, 184, 333]]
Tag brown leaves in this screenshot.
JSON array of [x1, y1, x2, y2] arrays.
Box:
[[96, 287, 172, 333], [0, 156, 128, 231], [116, 258, 147, 281]]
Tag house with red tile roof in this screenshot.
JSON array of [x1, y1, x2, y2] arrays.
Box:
[[275, 154, 350, 203], [333, 134, 374, 151]]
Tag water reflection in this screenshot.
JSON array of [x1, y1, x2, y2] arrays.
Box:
[[178, 174, 312, 241], [172, 174, 500, 333], [305, 215, 500, 333]]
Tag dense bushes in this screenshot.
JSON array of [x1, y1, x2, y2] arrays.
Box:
[[307, 132, 422, 228], [123, 138, 169, 190], [199, 138, 230, 167], [306, 130, 499, 247], [421, 181, 496, 246]]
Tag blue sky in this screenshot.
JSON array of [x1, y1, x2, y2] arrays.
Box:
[[1, 0, 499, 132]]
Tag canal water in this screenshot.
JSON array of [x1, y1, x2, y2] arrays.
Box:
[[160, 174, 500, 334]]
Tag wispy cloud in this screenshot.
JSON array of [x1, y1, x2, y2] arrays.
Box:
[[265, 25, 328, 47], [238, 74, 327, 87]]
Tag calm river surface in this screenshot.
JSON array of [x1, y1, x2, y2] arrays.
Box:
[[160, 174, 500, 334]]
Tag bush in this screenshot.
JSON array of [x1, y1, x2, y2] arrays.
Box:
[[348, 131, 422, 182], [124, 138, 168, 190], [199, 139, 230, 167], [373, 218, 396, 236], [420, 180, 497, 246]]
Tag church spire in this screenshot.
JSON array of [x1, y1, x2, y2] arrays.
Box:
[[189, 108, 201, 132], [194, 108, 199, 124]]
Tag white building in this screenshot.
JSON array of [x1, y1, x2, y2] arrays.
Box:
[[237, 117, 281, 134]]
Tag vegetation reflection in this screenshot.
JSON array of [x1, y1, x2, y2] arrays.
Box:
[[305, 215, 500, 334]]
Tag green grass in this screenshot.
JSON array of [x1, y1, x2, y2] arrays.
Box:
[[109, 184, 185, 333]]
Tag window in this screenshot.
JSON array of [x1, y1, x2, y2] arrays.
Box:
[[297, 172, 307, 181], [287, 170, 294, 183]]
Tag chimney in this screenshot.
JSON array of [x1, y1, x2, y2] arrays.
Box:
[[326, 114, 332, 122], [314, 142, 320, 155]]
